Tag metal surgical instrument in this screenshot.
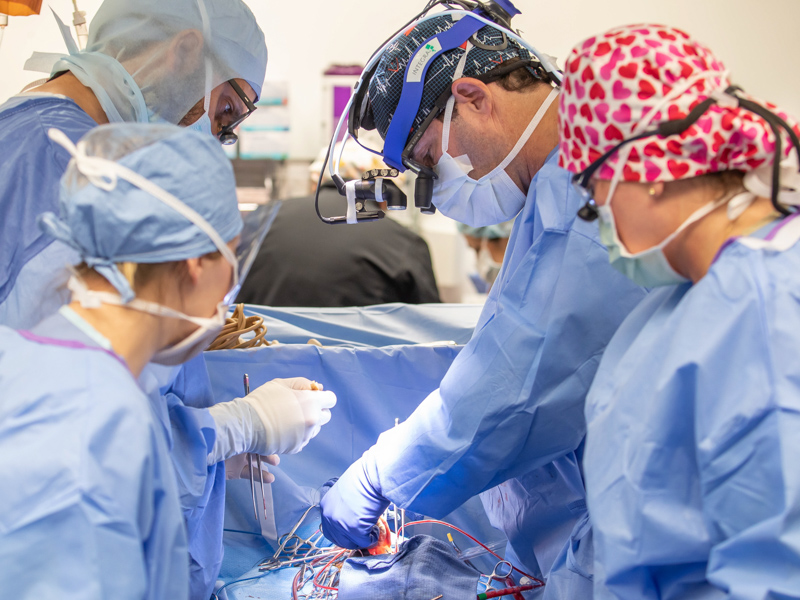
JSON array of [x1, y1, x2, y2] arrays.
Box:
[[244, 374, 269, 522]]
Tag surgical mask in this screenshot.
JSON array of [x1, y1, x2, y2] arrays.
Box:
[[187, 53, 216, 138], [432, 87, 558, 227], [598, 188, 743, 287], [189, 112, 214, 138], [477, 246, 502, 287], [68, 276, 229, 365]]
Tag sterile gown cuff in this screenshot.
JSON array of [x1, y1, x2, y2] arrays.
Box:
[[206, 398, 255, 465]]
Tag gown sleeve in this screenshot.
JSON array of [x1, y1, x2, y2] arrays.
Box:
[[369, 171, 647, 518]]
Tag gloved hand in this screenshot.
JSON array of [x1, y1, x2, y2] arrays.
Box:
[[224, 453, 280, 482], [207, 377, 336, 463], [320, 453, 391, 549]]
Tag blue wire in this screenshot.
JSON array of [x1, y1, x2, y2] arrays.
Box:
[[223, 528, 265, 536], [211, 572, 269, 598]]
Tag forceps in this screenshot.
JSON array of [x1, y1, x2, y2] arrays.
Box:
[[479, 560, 515, 593], [244, 374, 268, 522]]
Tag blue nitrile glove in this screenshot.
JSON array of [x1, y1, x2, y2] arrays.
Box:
[[320, 453, 390, 549]]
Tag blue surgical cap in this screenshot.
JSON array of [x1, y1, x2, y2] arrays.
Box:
[[39, 123, 243, 300], [456, 220, 515, 239]]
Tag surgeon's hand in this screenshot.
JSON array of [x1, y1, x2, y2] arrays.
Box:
[[225, 453, 280, 481], [207, 377, 337, 463], [320, 455, 391, 549]]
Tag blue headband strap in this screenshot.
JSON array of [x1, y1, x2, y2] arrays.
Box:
[[382, 14, 484, 170]]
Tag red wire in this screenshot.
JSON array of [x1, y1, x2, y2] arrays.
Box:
[[482, 584, 536, 598], [312, 549, 347, 591], [398, 520, 545, 587]]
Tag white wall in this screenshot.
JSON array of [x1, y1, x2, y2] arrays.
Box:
[[1, 0, 798, 159]]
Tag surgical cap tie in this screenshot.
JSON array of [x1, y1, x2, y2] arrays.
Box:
[[47, 127, 238, 303]]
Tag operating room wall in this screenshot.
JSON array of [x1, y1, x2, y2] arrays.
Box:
[[1, 0, 798, 161]]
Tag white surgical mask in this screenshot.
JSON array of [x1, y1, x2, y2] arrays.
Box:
[[432, 87, 558, 227], [68, 276, 229, 365]]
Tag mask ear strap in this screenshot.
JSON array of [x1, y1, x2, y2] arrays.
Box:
[[442, 96, 456, 154], [442, 41, 473, 155], [196, 0, 213, 117], [482, 87, 558, 181]]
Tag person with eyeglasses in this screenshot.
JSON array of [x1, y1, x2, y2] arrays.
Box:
[[317, 3, 647, 595], [0, 0, 267, 330], [0, 123, 336, 599], [558, 24, 800, 598]]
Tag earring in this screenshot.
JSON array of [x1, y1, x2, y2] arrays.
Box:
[[648, 187, 656, 196]]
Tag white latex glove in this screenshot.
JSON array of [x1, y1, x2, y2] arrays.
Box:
[[207, 377, 336, 463], [224, 453, 280, 482]]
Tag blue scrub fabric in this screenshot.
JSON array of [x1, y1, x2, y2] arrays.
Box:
[[0, 94, 94, 329], [203, 336, 511, 599], [338, 535, 480, 600], [353, 150, 648, 596], [161, 357, 228, 600], [0, 311, 188, 599], [584, 218, 800, 599]]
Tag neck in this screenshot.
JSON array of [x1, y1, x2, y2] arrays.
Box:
[[31, 72, 109, 125], [66, 274, 177, 377], [666, 195, 780, 283], [69, 301, 164, 377], [513, 90, 560, 194]]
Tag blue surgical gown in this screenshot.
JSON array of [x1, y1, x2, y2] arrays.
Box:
[[0, 94, 91, 329], [584, 219, 800, 598], [367, 150, 647, 595], [0, 310, 189, 599], [0, 93, 227, 600]]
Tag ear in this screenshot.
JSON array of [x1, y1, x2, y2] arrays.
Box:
[[450, 78, 493, 118], [650, 182, 666, 198], [165, 29, 205, 74], [184, 257, 203, 286]]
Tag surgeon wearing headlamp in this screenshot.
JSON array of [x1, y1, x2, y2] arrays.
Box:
[[319, 4, 647, 596], [558, 24, 800, 598]]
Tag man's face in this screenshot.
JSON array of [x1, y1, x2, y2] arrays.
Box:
[[179, 78, 257, 136], [408, 102, 503, 181]]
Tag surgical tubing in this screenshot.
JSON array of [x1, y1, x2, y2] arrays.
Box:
[[478, 585, 536, 599], [397, 519, 544, 587]]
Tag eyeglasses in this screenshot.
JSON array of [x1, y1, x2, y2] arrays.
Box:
[[217, 79, 258, 146]]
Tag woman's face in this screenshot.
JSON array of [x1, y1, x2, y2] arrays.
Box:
[[592, 179, 686, 254], [181, 236, 240, 319]]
